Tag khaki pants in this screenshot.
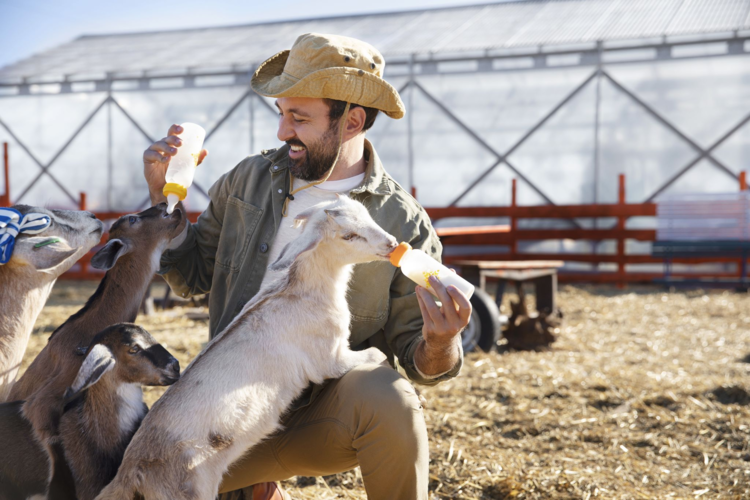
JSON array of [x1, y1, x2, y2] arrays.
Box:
[[217, 364, 428, 500]]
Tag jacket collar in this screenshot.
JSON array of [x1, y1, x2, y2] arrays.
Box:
[[264, 139, 392, 196]]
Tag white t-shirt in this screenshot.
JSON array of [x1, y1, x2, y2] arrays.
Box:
[[260, 172, 366, 285]]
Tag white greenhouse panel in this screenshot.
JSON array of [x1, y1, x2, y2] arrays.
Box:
[[596, 76, 698, 203]]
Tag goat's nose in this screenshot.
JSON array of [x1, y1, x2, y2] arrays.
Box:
[[167, 358, 180, 374], [86, 211, 97, 219]]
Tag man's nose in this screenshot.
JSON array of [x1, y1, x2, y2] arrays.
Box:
[[277, 116, 295, 142]]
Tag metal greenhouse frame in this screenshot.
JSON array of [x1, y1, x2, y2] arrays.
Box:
[[1, 0, 750, 282]]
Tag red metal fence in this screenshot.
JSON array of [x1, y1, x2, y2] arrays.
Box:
[[2, 141, 748, 285]]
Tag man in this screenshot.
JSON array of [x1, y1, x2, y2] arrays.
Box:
[[144, 33, 471, 500]]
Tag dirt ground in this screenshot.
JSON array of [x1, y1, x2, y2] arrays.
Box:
[[20, 281, 750, 499]]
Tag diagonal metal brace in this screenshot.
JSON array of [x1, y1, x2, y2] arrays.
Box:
[[1, 96, 112, 204], [601, 70, 737, 182], [431, 70, 599, 207], [645, 110, 750, 201]]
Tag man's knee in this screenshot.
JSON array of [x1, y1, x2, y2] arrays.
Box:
[[337, 364, 425, 441]]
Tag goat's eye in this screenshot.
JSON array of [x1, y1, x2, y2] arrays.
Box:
[[128, 345, 141, 354], [128, 216, 137, 224], [342, 233, 358, 241]]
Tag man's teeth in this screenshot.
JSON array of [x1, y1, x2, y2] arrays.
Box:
[[290, 145, 305, 152]]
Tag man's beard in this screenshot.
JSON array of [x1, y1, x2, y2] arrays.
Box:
[[287, 125, 339, 181]]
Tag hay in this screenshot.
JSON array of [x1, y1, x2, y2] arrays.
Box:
[[21, 282, 750, 499]]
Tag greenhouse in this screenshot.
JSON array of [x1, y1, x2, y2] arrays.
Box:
[[1, 0, 749, 253]]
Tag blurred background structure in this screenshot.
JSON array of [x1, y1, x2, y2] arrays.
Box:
[[1, 0, 749, 279]]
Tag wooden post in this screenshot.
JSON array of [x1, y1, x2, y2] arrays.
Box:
[[740, 171, 747, 191], [510, 179, 517, 259], [617, 174, 626, 289], [411, 186, 417, 199], [2, 142, 9, 207]]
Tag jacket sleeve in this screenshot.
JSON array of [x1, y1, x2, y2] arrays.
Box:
[[384, 209, 463, 386], [158, 170, 232, 298]]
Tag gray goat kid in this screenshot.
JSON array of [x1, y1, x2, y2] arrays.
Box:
[[0, 323, 180, 500], [96, 197, 398, 500], [0, 205, 102, 401]]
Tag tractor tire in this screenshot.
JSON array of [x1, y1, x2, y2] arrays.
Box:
[[461, 288, 501, 353]]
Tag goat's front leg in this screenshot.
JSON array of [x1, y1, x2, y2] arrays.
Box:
[[334, 347, 387, 376]]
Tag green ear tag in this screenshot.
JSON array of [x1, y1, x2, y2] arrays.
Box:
[[34, 238, 61, 249]]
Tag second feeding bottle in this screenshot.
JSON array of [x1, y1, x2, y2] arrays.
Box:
[[389, 242, 475, 301], [163, 122, 206, 214]]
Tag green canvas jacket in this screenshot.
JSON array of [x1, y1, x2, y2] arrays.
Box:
[[159, 140, 462, 407]]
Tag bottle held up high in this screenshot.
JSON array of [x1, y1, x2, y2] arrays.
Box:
[[163, 122, 206, 214], [389, 242, 475, 301]]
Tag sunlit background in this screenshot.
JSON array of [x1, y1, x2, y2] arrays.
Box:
[[2, 0, 750, 269]]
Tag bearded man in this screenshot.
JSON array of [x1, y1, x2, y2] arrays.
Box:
[[144, 33, 472, 500]]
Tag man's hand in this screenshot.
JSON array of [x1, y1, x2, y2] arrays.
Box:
[[145, 124, 208, 206], [414, 275, 472, 377]]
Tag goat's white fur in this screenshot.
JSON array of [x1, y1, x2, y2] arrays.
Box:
[[96, 198, 398, 500], [117, 383, 145, 435]]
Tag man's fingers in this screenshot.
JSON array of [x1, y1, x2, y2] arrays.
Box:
[[164, 135, 182, 147], [168, 124, 183, 136], [415, 287, 435, 332], [418, 286, 446, 328], [144, 150, 168, 164], [197, 149, 209, 166], [430, 276, 459, 322], [447, 286, 472, 325], [148, 140, 177, 157]]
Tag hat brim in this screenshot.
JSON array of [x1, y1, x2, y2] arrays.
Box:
[[251, 50, 405, 119]]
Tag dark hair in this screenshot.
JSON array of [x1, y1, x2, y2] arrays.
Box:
[[324, 99, 379, 133]]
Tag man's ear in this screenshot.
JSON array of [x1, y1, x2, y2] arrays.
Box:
[[11, 237, 78, 272], [63, 344, 115, 403], [90, 239, 129, 270]]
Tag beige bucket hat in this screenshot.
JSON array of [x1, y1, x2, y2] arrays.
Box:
[[251, 33, 405, 119]]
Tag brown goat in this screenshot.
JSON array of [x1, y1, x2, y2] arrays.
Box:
[[0, 323, 179, 500]]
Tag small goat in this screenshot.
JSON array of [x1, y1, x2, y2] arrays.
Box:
[[0, 205, 102, 401], [96, 197, 398, 500], [0, 323, 180, 500], [9, 204, 185, 446]]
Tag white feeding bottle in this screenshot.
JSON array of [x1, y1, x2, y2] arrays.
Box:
[[389, 242, 475, 301], [163, 122, 206, 214]]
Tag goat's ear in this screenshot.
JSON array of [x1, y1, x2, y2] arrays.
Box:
[[63, 344, 115, 403], [269, 225, 325, 271], [11, 237, 78, 272], [90, 239, 128, 270], [291, 206, 318, 229]]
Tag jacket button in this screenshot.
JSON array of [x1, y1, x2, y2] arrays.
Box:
[[273, 165, 278, 170], [277, 188, 283, 194], [260, 243, 269, 253]]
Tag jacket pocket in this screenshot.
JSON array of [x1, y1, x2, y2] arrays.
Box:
[[216, 196, 263, 273], [348, 261, 393, 322]]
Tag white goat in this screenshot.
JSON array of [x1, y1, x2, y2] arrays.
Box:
[[96, 197, 398, 500], [0, 323, 180, 500], [0, 205, 102, 402]]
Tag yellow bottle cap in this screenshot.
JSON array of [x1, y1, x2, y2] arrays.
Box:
[[389, 242, 412, 267], [163, 183, 187, 200]]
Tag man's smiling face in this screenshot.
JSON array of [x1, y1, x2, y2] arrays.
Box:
[[276, 97, 340, 181]]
